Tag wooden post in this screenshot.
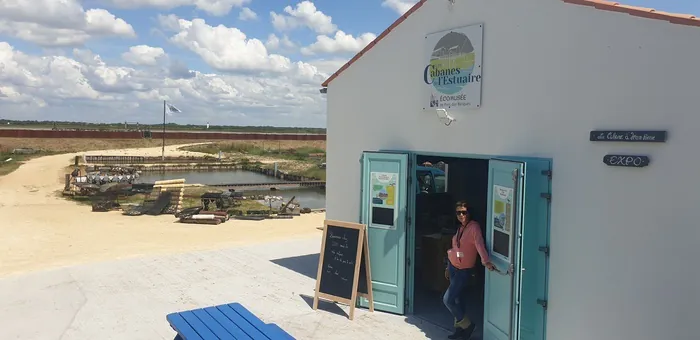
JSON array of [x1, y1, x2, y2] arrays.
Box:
[[162, 100, 166, 161], [64, 174, 71, 191], [360, 229, 374, 312]]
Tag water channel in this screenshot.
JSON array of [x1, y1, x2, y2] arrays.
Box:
[[137, 169, 326, 209]]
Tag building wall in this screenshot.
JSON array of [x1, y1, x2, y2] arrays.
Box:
[[326, 1, 699, 339]]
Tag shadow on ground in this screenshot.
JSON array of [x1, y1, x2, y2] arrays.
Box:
[[270, 253, 452, 340], [298, 294, 348, 318], [270, 253, 319, 279], [403, 316, 452, 340]]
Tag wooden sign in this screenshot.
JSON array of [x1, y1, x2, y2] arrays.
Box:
[[313, 220, 374, 320], [603, 154, 650, 168], [589, 130, 667, 143]]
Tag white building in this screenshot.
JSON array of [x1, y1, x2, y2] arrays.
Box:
[[321, 1, 699, 340]]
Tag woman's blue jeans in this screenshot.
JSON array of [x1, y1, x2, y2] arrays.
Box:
[[443, 263, 474, 322]]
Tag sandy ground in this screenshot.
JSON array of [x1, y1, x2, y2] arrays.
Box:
[[0, 143, 326, 278]]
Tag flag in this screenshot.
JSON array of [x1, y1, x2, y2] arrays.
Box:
[[165, 102, 181, 115]]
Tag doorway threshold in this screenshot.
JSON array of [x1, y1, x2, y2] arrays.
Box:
[[411, 286, 485, 339], [410, 314, 451, 332]]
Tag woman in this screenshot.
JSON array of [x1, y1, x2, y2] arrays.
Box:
[[443, 200, 495, 339]]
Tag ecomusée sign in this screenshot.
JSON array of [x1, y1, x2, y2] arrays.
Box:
[[423, 24, 483, 110]]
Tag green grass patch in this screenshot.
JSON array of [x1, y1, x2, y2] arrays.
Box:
[[229, 199, 269, 213], [299, 167, 326, 181], [259, 161, 326, 181], [182, 142, 325, 161]]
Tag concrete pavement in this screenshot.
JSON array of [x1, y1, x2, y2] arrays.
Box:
[[0, 236, 448, 340]]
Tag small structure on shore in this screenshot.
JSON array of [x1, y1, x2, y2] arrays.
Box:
[[200, 191, 241, 210]]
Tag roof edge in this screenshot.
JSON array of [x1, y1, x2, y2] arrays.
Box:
[[321, 0, 428, 87], [322, 0, 700, 88], [562, 0, 700, 26]]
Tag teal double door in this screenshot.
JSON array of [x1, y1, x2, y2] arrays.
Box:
[[358, 151, 551, 340]]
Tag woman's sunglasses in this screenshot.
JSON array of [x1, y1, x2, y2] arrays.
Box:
[[456, 210, 469, 216]]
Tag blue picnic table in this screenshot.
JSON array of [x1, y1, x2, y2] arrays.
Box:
[[167, 302, 295, 340]]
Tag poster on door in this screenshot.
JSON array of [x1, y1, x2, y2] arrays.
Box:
[[492, 185, 514, 234], [370, 172, 398, 209]]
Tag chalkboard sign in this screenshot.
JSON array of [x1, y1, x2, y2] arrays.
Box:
[[603, 154, 650, 168], [589, 130, 667, 143], [314, 220, 374, 320], [317, 224, 360, 300]]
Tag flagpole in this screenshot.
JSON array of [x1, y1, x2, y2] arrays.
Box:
[[162, 100, 166, 161]]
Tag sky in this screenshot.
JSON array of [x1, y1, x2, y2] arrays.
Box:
[[0, 0, 697, 127]]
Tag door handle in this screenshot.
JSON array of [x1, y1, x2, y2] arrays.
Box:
[[493, 263, 513, 276], [493, 268, 509, 276]]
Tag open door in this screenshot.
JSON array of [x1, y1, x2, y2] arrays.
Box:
[[357, 151, 410, 314], [512, 158, 551, 340], [483, 159, 525, 340], [484, 158, 551, 340]]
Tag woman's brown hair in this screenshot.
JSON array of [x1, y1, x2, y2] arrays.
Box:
[[455, 200, 468, 210]]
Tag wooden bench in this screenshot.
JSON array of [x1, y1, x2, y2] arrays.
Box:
[[167, 302, 294, 340]]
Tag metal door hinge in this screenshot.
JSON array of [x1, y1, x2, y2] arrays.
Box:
[[405, 299, 410, 307], [540, 193, 551, 200], [407, 257, 411, 266], [537, 299, 548, 310], [538, 246, 550, 256], [541, 170, 552, 179]]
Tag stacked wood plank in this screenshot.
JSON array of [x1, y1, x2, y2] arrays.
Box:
[[180, 215, 221, 225], [179, 210, 229, 225], [152, 179, 186, 214]]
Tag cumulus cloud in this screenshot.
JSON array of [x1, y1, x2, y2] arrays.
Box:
[[104, 0, 251, 16], [381, 0, 418, 15], [0, 41, 327, 126], [239, 7, 258, 21], [122, 45, 167, 66], [159, 15, 324, 79], [301, 31, 376, 55], [265, 34, 296, 51], [0, 85, 45, 107], [270, 1, 336, 35], [306, 58, 349, 76], [267, 2, 375, 56], [168, 60, 196, 79], [157, 14, 181, 32], [0, 0, 135, 46]]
